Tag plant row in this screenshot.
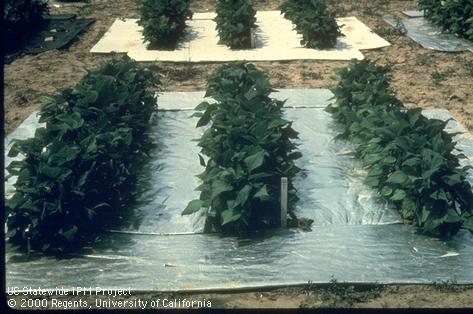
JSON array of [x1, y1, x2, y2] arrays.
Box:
[[214, 0, 257, 49], [418, 0, 473, 41], [280, 0, 342, 49], [182, 62, 304, 234], [326, 59, 473, 238], [5, 0, 49, 53], [6, 56, 160, 253]]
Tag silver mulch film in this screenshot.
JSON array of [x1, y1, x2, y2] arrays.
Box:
[[5, 89, 473, 290]]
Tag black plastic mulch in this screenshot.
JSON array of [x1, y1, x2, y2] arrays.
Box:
[[5, 14, 95, 64], [49, 0, 90, 6]]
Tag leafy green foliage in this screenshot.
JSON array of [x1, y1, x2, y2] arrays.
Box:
[[326, 59, 473, 238], [138, 0, 193, 49], [4, 0, 49, 52], [6, 56, 160, 253], [280, 0, 342, 49], [418, 0, 473, 41], [183, 62, 302, 234], [214, 0, 257, 49]]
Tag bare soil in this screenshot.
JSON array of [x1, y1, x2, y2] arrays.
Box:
[[7, 283, 473, 309], [3, 0, 473, 309]]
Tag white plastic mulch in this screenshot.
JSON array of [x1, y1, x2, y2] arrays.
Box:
[[90, 11, 390, 62]]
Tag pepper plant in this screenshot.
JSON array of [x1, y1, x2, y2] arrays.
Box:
[[326, 59, 473, 238], [182, 62, 303, 234], [138, 0, 193, 49], [418, 0, 473, 41], [6, 56, 160, 253], [280, 0, 342, 49], [214, 0, 257, 49], [4, 0, 49, 53]]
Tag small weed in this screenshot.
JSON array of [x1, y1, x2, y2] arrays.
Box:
[[302, 71, 324, 80], [431, 68, 455, 85], [165, 65, 201, 81], [373, 25, 405, 38], [348, 4, 362, 12], [432, 279, 460, 292], [460, 59, 473, 76], [361, 0, 389, 17], [333, 7, 348, 17], [308, 277, 384, 307], [415, 54, 431, 66], [358, 285, 384, 302], [361, 6, 376, 16], [79, 3, 98, 16]]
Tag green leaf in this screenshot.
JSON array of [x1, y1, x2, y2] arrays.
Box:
[[254, 184, 270, 200], [386, 171, 409, 185], [444, 208, 462, 223], [244, 88, 259, 100], [39, 164, 63, 179], [182, 200, 205, 215], [236, 185, 252, 206], [430, 190, 449, 201], [6, 228, 17, 239], [7, 142, 22, 158], [85, 207, 96, 220], [86, 138, 98, 154], [210, 180, 233, 200], [226, 199, 238, 210], [462, 216, 473, 233], [268, 119, 289, 129], [195, 101, 210, 111], [198, 154, 206, 167], [401, 197, 416, 218], [383, 156, 397, 164], [78, 171, 89, 187], [221, 208, 241, 225], [402, 157, 421, 167], [288, 152, 302, 160], [60, 226, 78, 242], [244, 150, 266, 172], [364, 175, 379, 187], [249, 172, 273, 180], [407, 108, 422, 126], [93, 202, 112, 210], [421, 207, 430, 223], [443, 174, 463, 186], [381, 186, 393, 197], [391, 189, 406, 201], [196, 109, 212, 127], [364, 154, 383, 164], [423, 217, 443, 233]]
